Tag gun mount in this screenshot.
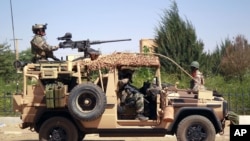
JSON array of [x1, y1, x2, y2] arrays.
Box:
[[58, 32, 131, 60]]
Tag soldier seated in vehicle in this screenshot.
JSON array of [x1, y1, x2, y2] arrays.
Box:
[[117, 67, 149, 121], [30, 23, 60, 63]]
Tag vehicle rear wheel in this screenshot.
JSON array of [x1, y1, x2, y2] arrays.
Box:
[[39, 117, 78, 141], [68, 82, 106, 121], [176, 115, 216, 141]]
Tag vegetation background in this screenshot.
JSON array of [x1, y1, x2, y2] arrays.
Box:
[[1, 1, 249, 115]]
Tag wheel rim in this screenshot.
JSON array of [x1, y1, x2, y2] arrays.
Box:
[[48, 127, 67, 141], [77, 93, 97, 112], [186, 124, 207, 141]]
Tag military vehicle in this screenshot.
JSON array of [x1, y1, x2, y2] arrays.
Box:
[[13, 33, 229, 141]]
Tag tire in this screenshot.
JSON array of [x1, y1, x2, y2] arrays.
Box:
[[39, 117, 79, 141], [176, 115, 216, 141], [68, 83, 106, 121]]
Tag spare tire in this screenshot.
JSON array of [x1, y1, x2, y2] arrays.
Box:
[[68, 82, 106, 121]]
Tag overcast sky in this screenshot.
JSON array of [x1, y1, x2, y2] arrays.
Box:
[[1, 0, 250, 59]]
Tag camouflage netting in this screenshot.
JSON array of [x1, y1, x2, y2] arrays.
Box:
[[82, 53, 160, 71]]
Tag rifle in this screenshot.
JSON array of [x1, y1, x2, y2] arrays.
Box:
[[57, 32, 131, 60]]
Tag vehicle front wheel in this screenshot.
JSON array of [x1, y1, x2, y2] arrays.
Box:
[[39, 117, 78, 141], [176, 115, 216, 141]]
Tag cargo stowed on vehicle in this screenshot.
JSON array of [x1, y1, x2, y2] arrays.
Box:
[[45, 82, 65, 108], [12, 33, 229, 141]]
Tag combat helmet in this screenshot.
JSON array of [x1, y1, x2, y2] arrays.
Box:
[[190, 61, 199, 69], [32, 23, 47, 34]]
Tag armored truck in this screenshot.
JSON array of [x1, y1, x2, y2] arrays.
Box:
[[13, 52, 228, 141]]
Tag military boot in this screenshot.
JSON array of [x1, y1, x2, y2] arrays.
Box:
[[136, 113, 149, 121]]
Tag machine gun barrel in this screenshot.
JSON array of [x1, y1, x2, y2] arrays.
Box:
[[90, 39, 131, 45]]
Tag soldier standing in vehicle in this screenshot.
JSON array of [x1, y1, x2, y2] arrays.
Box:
[[190, 61, 205, 93], [118, 67, 149, 121], [30, 23, 60, 63]]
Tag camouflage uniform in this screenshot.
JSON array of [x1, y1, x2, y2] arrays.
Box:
[[118, 76, 148, 120], [31, 34, 59, 62], [121, 84, 144, 114]]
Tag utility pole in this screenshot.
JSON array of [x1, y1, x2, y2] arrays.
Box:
[[10, 0, 21, 61], [10, 38, 22, 60]]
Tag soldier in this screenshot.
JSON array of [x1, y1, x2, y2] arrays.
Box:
[[30, 24, 60, 63], [118, 67, 148, 121], [190, 61, 205, 93]]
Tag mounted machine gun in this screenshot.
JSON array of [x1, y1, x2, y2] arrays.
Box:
[[58, 32, 131, 60]]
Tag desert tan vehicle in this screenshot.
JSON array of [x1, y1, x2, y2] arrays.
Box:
[[12, 34, 228, 141], [12, 52, 229, 141]]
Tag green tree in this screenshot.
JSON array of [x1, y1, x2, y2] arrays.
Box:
[[154, 1, 204, 78], [19, 48, 33, 63], [142, 45, 150, 54], [0, 43, 17, 82], [208, 39, 229, 76]]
